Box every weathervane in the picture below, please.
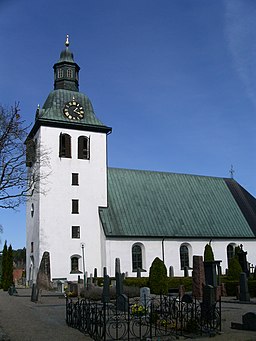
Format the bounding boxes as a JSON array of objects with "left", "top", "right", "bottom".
[
  {"left": 65, "top": 34, "right": 69, "bottom": 47},
  {"left": 229, "top": 164, "right": 235, "bottom": 179}
]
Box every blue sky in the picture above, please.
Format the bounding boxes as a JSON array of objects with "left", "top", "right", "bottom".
[{"left": 1, "top": 0, "right": 256, "bottom": 249}]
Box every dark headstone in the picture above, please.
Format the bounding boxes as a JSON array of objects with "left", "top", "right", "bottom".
[
  {"left": 169, "top": 266, "right": 174, "bottom": 277},
  {"left": 137, "top": 268, "right": 141, "bottom": 278},
  {"left": 184, "top": 266, "right": 189, "bottom": 277},
  {"left": 103, "top": 267, "right": 107, "bottom": 277},
  {"left": 31, "top": 283, "right": 39, "bottom": 302},
  {"left": 242, "top": 312, "right": 256, "bottom": 331},
  {"left": 36, "top": 251, "right": 51, "bottom": 290},
  {"left": 116, "top": 272, "right": 123, "bottom": 296},
  {"left": 192, "top": 256, "right": 205, "bottom": 299},
  {"left": 237, "top": 244, "right": 249, "bottom": 277},
  {"left": 239, "top": 272, "right": 250, "bottom": 302},
  {"left": 101, "top": 275, "right": 110, "bottom": 303},
  {"left": 117, "top": 293, "right": 128, "bottom": 312},
  {"left": 201, "top": 285, "right": 216, "bottom": 321}
]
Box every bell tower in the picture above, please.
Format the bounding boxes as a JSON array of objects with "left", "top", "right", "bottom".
[{"left": 26, "top": 37, "right": 112, "bottom": 284}]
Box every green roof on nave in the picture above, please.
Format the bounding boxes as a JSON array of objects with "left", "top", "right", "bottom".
[{"left": 99, "top": 168, "right": 256, "bottom": 239}]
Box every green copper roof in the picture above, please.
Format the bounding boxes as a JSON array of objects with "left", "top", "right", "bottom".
[
  {"left": 99, "top": 168, "right": 256, "bottom": 238},
  {"left": 37, "top": 89, "right": 107, "bottom": 128}
]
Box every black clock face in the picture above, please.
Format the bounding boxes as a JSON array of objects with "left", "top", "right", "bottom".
[{"left": 63, "top": 101, "right": 84, "bottom": 120}]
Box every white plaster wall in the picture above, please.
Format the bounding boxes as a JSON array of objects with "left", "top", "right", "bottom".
[
  {"left": 27, "top": 125, "right": 108, "bottom": 281},
  {"left": 105, "top": 238, "right": 256, "bottom": 277}
]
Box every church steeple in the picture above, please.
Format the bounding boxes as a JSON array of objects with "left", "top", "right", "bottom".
[{"left": 53, "top": 35, "right": 80, "bottom": 92}]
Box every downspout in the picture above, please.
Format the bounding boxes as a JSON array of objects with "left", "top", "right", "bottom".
[{"left": 162, "top": 237, "right": 165, "bottom": 264}]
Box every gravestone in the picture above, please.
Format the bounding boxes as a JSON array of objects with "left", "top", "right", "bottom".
[
  {"left": 69, "top": 282, "right": 78, "bottom": 296},
  {"left": 117, "top": 294, "right": 129, "bottom": 312},
  {"left": 237, "top": 245, "right": 249, "bottom": 277},
  {"left": 184, "top": 266, "right": 189, "bottom": 277},
  {"left": 242, "top": 312, "right": 256, "bottom": 331},
  {"left": 31, "top": 283, "right": 39, "bottom": 302},
  {"left": 101, "top": 275, "right": 110, "bottom": 303},
  {"left": 192, "top": 256, "right": 205, "bottom": 299},
  {"left": 201, "top": 285, "right": 216, "bottom": 322},
  {"left": 239, "top": 272, "right": 250, "bottom": 302},
  {"left": 140, "top": 287, "right": 151, "bottom": 311},
  {"left": 169, "top": 266, "right": 174, "bottom": 278},
  {"left": 204, "top": 260, "right": 221, "bottom": 287},
  {"left": 36, "top": 251, "right": 51, "bottom": 290},
  {"left": 137, "top": 268, "right": 141, "bottom": 278},
  {"left": 231, "top": 312, "right": 256, "bottom": 331},
  {"left": 115, "top": 258, "right": 121, "bottom": 275},
  {"left": 93, "top": 268, "right": 98, "bottom": 284},
  {"left": 103, "top": 267, "right": 107, "bottom": 277}
]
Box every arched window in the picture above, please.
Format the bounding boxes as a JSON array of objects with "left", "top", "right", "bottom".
[
  {"left": 132, "top": 244, "right": 143, "bottom": 272},
  {"left": 59, "top": 133, "right": 71, "bottom": 158},
  {"left": 78, "top": 136, "right": 90, "bottom": 160},
  {"left": 227, "top": 244, "right": 236, "bottom": 266},
  {"left": 57, "top": 69, "right": 63, "bottom": 78},
  {"left": 70, "top": 255, "right": 82, "bottom": 273},
  {"left": 67, "top": 68, "right": 73, "bottom": 78},
  {"left": 180, "top": 244, "right": 189, "bottom": 270}
]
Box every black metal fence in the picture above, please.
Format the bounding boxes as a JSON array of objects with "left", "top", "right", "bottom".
[{"left": 66, "top": 294, "right": 221, "bottom": 340}]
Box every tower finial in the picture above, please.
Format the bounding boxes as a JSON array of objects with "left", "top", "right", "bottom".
[{"left": 65, "top": 34, "right": 69, "bottom": 47}]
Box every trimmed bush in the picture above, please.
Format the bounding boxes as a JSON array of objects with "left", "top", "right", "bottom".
[
  {"left": 228, "top": 257, "right": 242, "bottom": 280},
  {"left": 123, "top": 277, "right": 148, "bottom": 288},
  {"left": 204, "top": 243, "right": 214, "bottom": 262},
  {"left": 149, "top": 257, "right": 168, "bottom": 294}
]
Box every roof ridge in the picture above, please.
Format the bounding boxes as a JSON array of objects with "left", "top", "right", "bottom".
[{"left": 108, "top": 167, "right": 226, "bottom": 180}]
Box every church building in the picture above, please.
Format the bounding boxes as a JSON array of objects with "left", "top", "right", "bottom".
[{"left": 26, "top": 38, "right": 256, "bottom": 284}]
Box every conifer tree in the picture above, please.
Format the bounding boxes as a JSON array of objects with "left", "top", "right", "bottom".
[
  {"left": 1, "top": 242, "right": 13, "bottom": 290},
  {"left": 2, "top": 241, "right": 8, "bottom": 290},
  {"left": 7, "top": 244, "right": 13, "bottom": 288},
  {"left": 204, "top": 243, "right": 214, "bottom": 262},
  {"left": 149, "top": 257, "right": 168, "bottom": 294}
]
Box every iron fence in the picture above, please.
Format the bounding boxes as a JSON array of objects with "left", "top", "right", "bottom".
[{"left": 66, "top": 293, "right": 221, "bottom": 340}]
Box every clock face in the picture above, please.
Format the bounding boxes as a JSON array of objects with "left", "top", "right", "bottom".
[{"left": 63, "top": 101, "right": 84, "bottom": 120}]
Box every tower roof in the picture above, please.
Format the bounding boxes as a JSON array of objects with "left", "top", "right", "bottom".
[{"left": 28, "top": 37, "right": 112, "bottom": 137}]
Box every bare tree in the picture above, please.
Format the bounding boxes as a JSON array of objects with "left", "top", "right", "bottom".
[{"left": 0, "top": 103, "right": 50, "bottom": 209}]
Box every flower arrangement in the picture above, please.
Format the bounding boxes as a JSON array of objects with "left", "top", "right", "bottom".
[{"left": 131, "top": 303, "right": 147, "bottom": 317}]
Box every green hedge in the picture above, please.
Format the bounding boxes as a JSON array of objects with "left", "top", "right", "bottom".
[
  {"left": 123, "top": 277, "right": 193, "bottom": 292},
  {"left": 221, "top": 277, "right": 256, "bottom": 297}
]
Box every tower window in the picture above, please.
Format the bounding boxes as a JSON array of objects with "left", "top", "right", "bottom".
[
  {"left": 57, "top": 69, "right": 63, "bottom": 78},
  {"left": 72, "top": 173, "right": 79, "bottom": 186},
  {"left": 67, "top": 69, "right": 73, "bottom": 78},
  {"left": 78, "top": 136, "right": 90, "bottom": 160},
  {"left": 70, "top": 255, "right": 82, "bottom": 273},
  {"left": 72, "top": 199, "right": 79, "bottom": 214},
  {"left": 132, "top": 244, "right": 143, "bottom": 272},
  {"left": 59, "top": 133, "right": 71, "bottom": 158},
  {"left": 72, "top": 226, "right": 80, "bottom": 239}
]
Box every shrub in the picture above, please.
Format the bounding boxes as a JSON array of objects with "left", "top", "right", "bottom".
[
  {"left": 204, "top": 243, "right": 214, "bottom": 262},
  {"left": 123, "top": 277, "right": 148, "bottom": 288},
  {"left": 149, "top": 257, "right": 168, "bottom": 294},
  {"left": 228, "top": 257, "right": 242, "bottom": 280}
]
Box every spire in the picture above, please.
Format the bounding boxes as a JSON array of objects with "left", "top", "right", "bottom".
[
  {"left": 65, "top": 34, "right": 69, "bottom": 47},
  {"left": 53, "top": 35, "right": 80, "bottom": 91}
]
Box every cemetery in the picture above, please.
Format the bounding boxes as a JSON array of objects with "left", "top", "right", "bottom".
[{"left": 62, "top": 244, "right": 256, "bottom": 340}]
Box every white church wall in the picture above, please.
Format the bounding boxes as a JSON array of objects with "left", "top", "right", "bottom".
[
  {"left": 27, "top": 125, "right": 108, "bottom": 281},
  {"left": 105, "top": 238, "right": 256, "bottom": 277}
]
